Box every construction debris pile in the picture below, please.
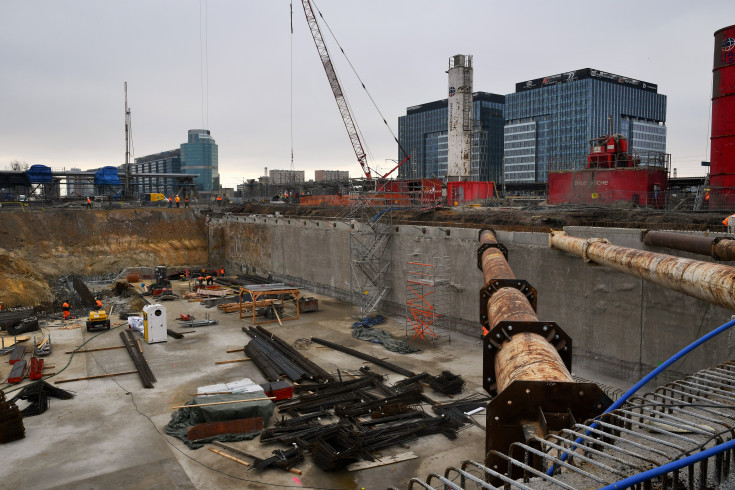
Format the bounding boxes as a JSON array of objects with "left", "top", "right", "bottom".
[{"left": 231, "top": 326, "right": 481, "bottom": 473}]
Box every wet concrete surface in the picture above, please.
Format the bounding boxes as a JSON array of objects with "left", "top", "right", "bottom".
[{"left": 0, "top": 280, "right": 626, "bottom": 489}]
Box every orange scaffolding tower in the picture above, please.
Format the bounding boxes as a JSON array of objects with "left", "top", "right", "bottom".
[{"left": 405, "top": 256, "right": 451, "bottom": 341}]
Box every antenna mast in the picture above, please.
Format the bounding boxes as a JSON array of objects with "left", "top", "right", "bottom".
[{"left": 124, "top": 82, "right": 131, "bottom": 198}]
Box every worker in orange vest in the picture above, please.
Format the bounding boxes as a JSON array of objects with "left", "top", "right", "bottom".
[
  {"left": 206, "top": 275, "right": 213, "bottom": 286},
  {"left": 197, "top": 276, "right": 204, "bottom": 288},
  {"left": 168, "top": 196, "right": 173, "bottom": 208},
  {"left": 723, "top": 214, "right": 735, "bottom": 226},
  {"left": 86, "top": 196, "right": 92, "bottom": 209},
  {"left": 216, "top": 195, "right": 222, "bottom": 206},
  {"left": 62, "top": 300, "right": 71, "bottom": 320},
  {"left": 95, "top": 298, "right": 103, "bottom": 309},
  {"left": 220, "top": 265, "right": 225, "bottom": 277},
  {"left": 175, "top": 195, "right": 180, "bottom": 208}
]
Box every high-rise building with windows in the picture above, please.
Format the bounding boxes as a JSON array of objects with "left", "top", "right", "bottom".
[
  {"left": 504, "top": 68, "right": 667, "bottom": 184},
  {"left": 397, "top": 92, "right": 505, "bottom": 181},
  {"left": 131, "top": 149, "right": 182, "bottom": 195},
  {"left": 180, "top": 129, "right": 218, "bottom": 192}
]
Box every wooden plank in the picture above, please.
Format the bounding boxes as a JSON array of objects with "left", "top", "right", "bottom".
[
  {"left": 346, "top": 452, "right": 418, "bottom": 471},
  {"left": 272, "top": 305, "right": 283, "bottom": 327},
  {"left": 171, "top": 397, "right": 276, "bottom": 409},
  {"left": 188, "top": 417, "right": 264, "bottom": 440},
  {"left": 65, "top": 345, "right": 126, "bottom": 354},
  {"left": 0, "top": 335, "right": 30, "bottom": 349},
  {"left": 55, "top": 370, "right": 139, "bottom": 384},
  {"left": 208, "top": 448, "right": 250, "bottom": 467},
  {"left": 226, "top": 348, "right": 245, "bottom": 353},
  {"left": 210, "top": 442, "right": 302, "bottom": 475},
  {"left": 215, "top": 358, "right": 252, "bottom": 365}
]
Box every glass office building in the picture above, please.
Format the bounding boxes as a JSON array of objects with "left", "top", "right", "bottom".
[
  {"left": 504, "top": 68, "right": 667, "bottom": 183},
  {"left": 398, "top": 92, "right": 505, "bottom": 181},
  {"left": 131, "top": 149, "right": 182, "bottom": 195},
  {"left": 181, "top": 129, "right": 219, "bottom": 192}
]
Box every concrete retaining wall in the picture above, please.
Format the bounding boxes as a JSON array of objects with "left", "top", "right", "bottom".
[{"left": 216, "top": 215, "right": 735, "bottom": 383}]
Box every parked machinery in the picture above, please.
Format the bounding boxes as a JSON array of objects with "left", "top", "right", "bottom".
[{"left": 477, "top": 229, "right": 611, "bottom": 482}]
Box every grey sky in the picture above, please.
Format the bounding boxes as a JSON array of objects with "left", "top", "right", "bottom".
[{"left": 1, "top": 1, "right": 733, "bottom": 188}]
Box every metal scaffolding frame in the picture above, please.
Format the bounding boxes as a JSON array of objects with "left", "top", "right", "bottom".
[
  {"left": 404, "top": 255, "right": 451, "bottom": 341},
  {"left": 348, "top": 188, "right": 393, "bottom": 318}
]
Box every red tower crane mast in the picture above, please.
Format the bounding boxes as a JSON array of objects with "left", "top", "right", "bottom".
[{"left": 301, "top": 0, "right": 372, "bottom": 180}]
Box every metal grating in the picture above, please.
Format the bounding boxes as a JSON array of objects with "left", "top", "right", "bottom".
[{"left": 398, "top": 359, "right": 735, "bottom": 489}]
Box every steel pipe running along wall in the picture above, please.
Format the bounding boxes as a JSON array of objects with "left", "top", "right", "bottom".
[
  {"left": 642, "top": 229, "right": 735, "bottom": 262},
  {"left": 479, "top": 229, "right": 572, "bottom": 391},
  {"left": 550, "top": 230, "right": 735, "bottom": 311}
]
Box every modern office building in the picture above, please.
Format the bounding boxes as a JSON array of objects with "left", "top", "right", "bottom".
[
  {"left": 397, "top": 92, "right": 505, "bottom": 182},
  {"left": 269, "top": 169, "right": 305, "bottom": 185},
  {"left": 315, "top": 170, "right": 349, "bottom": 182},
  {"left": 180, "top": 129, "right": 219, "bottom": 192},
  {"left": 504, "top": 68, "right": 667, "bottom": 184},
  {"left": 131, "top": 149, "right": 182, "bottom": 195}
]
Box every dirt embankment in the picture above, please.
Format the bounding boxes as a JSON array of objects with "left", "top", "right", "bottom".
[
  {"left": 0, "top": 208, "right": 208, "bottom": 306},
  {"left": 227, "top": 201, "right": 728, "bottom": 231}
]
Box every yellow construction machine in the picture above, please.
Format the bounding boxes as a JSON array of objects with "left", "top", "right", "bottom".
[{"left": 86, "top": 309, "right": 110, "bottom": 332}]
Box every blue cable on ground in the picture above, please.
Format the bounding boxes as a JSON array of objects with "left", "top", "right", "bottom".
[{"left": 548, "top": 316, "right": 735, "bottom": 478}]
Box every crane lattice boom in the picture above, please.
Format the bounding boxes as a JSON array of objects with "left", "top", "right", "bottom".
[{"left": 301, "top": 0, "right": 371, "bottom": 180}]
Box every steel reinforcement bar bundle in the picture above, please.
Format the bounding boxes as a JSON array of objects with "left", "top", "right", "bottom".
[
  {"left": 243, "top": 326, "right": 332, "bottom": 383},
  {"left": 119, "top": 330, "right": 156, "bottom": 388}
]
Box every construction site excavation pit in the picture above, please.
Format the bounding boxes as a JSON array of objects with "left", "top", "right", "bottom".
[{"left": 2, "top": 207, "right": 735, "bottom": 489}]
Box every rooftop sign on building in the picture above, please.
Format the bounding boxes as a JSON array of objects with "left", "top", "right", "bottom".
[{"left": 515, "top": 68, "right": 658, "bottom": 93}]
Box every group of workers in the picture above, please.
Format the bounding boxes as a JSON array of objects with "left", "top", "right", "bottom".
[
  {"left": 164, "top": 195, "right": 189, "bottom": 208},
  {"left": 61, "top": 298, "right": 102, "bottom": 320},
  {"left": 196, "top": 266, "right": 226, "bottom": 289}
]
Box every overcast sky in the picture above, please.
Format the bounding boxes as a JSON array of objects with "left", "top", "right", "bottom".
[{"left": 2, "top": 1, "right": 733, "bottom": 187}]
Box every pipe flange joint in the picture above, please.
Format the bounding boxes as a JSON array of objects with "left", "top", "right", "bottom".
[
  {"left": 711, "top": 236, "right": 735, "bottom": 261},
  {"left": 582, "top": 238, "right": 609, "bottom": 263},
  {"left": 477, "top": 242, "right": 508, "bottom": 270},
  {"left": 479, "top": 279, "right": 537, "bottom": 327},
  {"left": 482, "top": 320, "right": 573, "bottom": 395}
]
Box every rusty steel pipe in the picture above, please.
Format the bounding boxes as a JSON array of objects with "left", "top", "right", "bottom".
[
  {"left": 643, "top": 230, "right": 735, "bottom": 261},
  {"left": 494, "top": 332, "right": 574, "bottom": 392},
  {"left": 550, "top": 230, "right": 735, "bottom": 311},
  {"left": 479, "top": 230, "right": 573, "bottom": 391}
]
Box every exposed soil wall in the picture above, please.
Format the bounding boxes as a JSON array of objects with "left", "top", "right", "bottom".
[{"left": 0, "top": 208, "right": 208, "bottom": 306}]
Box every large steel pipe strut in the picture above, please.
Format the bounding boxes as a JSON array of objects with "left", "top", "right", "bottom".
[
  {"left": 477, "top": 230, "right": 611, "bottom": 483},
  {"left": 642, "top": 229, "right": 735, "bottom": 262},
  {"left": 550, "top": 230, "right": 735, "bottom": 311},
  {"left": 478, "top": 229, "right": 572, "bottom": 392}
]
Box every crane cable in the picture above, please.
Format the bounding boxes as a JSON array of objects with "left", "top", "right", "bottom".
[
  {"left": 290, "top": 1, "right": 294, "bottom": 170},
  {"left": 311, "top": 0, "right": 409, "bottom": 159}
]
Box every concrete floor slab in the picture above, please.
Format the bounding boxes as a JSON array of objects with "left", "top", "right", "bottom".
[{"left": 0, "top": 281, "right": 624, "bottom": 489}]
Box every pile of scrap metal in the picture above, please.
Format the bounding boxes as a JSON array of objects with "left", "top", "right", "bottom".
[
  {"left": 9, "top": 380, "right": 74, "bottom": 417},
  {"left": 0, "top": 306, "right": 34, "bottom": 331},
  {"left": 242, "top": 326, "right": 333, "bottom": 383},
  {"left": 261, "top": 371, "right": 471, "bottom": 472},
  {"left": 0, "top": 390, "right": 24, "bottom": 443},
  {"left": 6, "top": 316, "right": 39, "bottom": 336}
]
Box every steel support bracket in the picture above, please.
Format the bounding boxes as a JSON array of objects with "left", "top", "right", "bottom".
[
  {"left": 477, "top": 242, "right": 508, "bottom": 270},
  {"left": 479, "top": 279, "right": 536, "bottom": 327},
  {"left": 483, "top": 380, "right": 612, "bottom": 487},
  {"left": 482, "top": 320, "right": 572, "bottom": 395}
]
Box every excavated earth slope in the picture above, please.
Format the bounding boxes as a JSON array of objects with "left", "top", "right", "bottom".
[{"left": 0, "top": 208, "right": 207, "bottom": 306}]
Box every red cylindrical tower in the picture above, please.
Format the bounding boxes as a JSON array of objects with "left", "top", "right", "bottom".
[{"left": 710, "top": 24, "right": 735, "bottom": 210}]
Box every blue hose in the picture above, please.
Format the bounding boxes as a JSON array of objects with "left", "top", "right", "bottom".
[{"left": 547, "top": 316, "right": 735, "bottom": 477}]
